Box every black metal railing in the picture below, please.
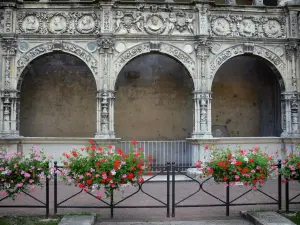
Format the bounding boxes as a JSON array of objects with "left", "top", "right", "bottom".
[
  {"left": 285, "top": 179, "right": 300, "bottom": 212},
  {"left": 0, "top": 165, "right": 50, "bottom": 218},
  {"left": 171, "top": 161, "right": 282, "bottom": 217},
  {"left": 54, "top": 161, "right": 171, "bottom": 218}
]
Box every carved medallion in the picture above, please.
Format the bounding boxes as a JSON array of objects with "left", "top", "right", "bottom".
[
  {"left": 21, "top": 15, "right": 39, "bottom": 33},
  {"left": 144, "top": 14, "right": 166, "bottom": 35},
  {"left": 212, "top": 18, "right": 231, "bottom": 36},
  {"left": 18, "top": 41, "right": 29, "bottom": 53},
  {"left": 87, "top": 41, "right": 98, "bottom": 53},
  {"left": 49, "top": 15, "right": 67, "bottom": 34},
  {"left": 238, "top": 19, "right": 255, "bottom": 37},
  {"left": 167, "top": 12, "right": 194, "bottom": 34},
  {"left": 263, "top": 20, "right": 282, "bottom": 38},
  {"left": 77, "top": 15, "right": 96, "bottom": 34}
]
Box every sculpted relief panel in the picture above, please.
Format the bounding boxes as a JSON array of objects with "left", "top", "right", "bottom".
[
  {"left": 209, "top": 15, "right": 286, "bottom": 38},
  {"left": 17, "top": 12, "right": 100, "bottom": 35},
  {"left": 113, "top": 10, "right": 195, "bottom": 35}
]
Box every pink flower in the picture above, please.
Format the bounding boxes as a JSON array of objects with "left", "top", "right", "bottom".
[
  {"left": 16, "top": 183, "right": 23, "bottom": 187},
  {"left": 90, "top": 168, "right": 95, "bottom": 173},
  {"left": 33, "top": 146, "right": 39, "bottom": 151},
  {"left": 29, "top": 179, "right": 34, "bottom": 184},
  {"left": 251, "top": 170, "right": 255, "bottom": 173},
  {"left": 234, "top": 175, "right": 240, "bottom": 180},
  {"left": 231, "top": 158, "right": 237, "bottom": 165},
  {"left": 95, "top": 174, "right": 100, "bottom": 178},
  {"left": 78, "top": 175, "right": 84, "bottom": 179},
  {"left": 253, "top": 146, "right": 259, "bottom": 151},
  {"left": 85, "top": 172, "right": 91, "bottom": 177},
  {"left": 24, "top": 172, "right": 31, "bottom": 178},
  {"left": 122, "top": 174, "right": 127, "bottom": 179},
  {"left": 47, "top": 175, "right": 51, "bottom": 179},
  {"left": 251, "top": 186, "right": 257, "bottom": 190},
  {"left": 256, "top": 166, "right": 261, "bottom": 170}
]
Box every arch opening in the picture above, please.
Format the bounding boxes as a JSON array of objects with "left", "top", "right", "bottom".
[
  {"left": 114, "top": 53, "right": 194, "bottom": 140},
  {"left": 19, "top": 52, "right": 97, "bottom": 137},
  {"left": 211, "top": 54, "right": 282, "bottom": 137}
]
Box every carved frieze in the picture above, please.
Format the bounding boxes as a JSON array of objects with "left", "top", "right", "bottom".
[
  {"left": 209, "top": 15, "right": 286, "bottom": 38},
  {"left": 17, "top": 11, "right": 100, "bottom": 35},
  {"left": 16, "top": 42, "right": 98, "bottom": 79},
  {"left": 113, "top": 10, "right": 194, "bottom": 35}
]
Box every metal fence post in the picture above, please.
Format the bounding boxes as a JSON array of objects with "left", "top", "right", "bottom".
[
  {"left": 110, "top": 189, "right": 114, "bottom": 218},
  {"left": 54, "top": 161, "right": 58, "bottom": 215},
  {"left": 278, "top": 160, "right": 282, "bottom": 210},
  {"left": 286, "top": 180, "right": 289, "bottom": 213},
  {"left": 171, "top": 162, "right": 175, "bottom": 217},
  {"left": 226, "top": 181, "right": 230, "bottom": 216},
  {"left": 46, "top": 162, "right": 50, "bottom": 218},
  {"left": 166, "top": 162, "right": 170, "bottom": 217}
]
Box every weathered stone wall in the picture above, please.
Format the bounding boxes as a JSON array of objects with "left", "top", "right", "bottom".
[
  {"left": 114, "top": 53, "right": 194, "bottom": 140},
  {"left": 212, "top": 56, "right": 281, "bottom": 137},
  {"left": 19, "top": 53, "right": 97, "bottom": 137}
]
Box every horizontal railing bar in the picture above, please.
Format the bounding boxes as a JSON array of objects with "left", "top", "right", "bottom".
[
  {"left": 175, "top": 204, "right": 226, "bottom": 207},
  {"left": 289, "top": 202, "right": 300, "bottom": 204},
  {"left": 56, "top": 205, "right": 167, "bottom": 208},
  {"left": 0, "top": 205, "right": 46, "bottom": 208}
]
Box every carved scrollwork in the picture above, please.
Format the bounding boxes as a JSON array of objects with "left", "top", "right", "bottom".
[
  {"left": 16, "top": 42, "right": 98, "bottom": 85},
  {"left": 2, "top": 39, "right": 17, "bottom": 55}
]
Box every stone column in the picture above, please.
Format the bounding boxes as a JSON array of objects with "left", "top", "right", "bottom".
[
  {"left": 0, "top": 39, "right": 19, "bottom": 138},
  {"left": 95, "top": 38, "right": 116, "bottom": 139},
  {"left": 191, "top": 38, "right": 213, "bottom": 139},
  {"left": 281, "top": 92, "right": 300, "bottom": 137}
]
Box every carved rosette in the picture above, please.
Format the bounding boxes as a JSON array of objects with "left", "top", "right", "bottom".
[
  {"left": 17, "top": 11, "right": 101, "bottom": 35},
  {"left": 209, "top": 15, "right": 286, "bottom": 38}
]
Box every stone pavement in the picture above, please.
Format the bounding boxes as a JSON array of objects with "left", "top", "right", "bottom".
[{"left": 96, "top": 220, "right": 252, "bottom": 225}]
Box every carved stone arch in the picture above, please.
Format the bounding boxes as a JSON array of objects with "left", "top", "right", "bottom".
[
  {"left": 208, "top": 44, "right": 286, "bottom": 91},
  {"left": 15, "top": 41, "right": 99, "bottom": 90},
  {"left": 112, "top": 42, "right": 196, "bottom": 89}
]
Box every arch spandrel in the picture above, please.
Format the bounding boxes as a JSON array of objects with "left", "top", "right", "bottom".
[
  {"left": 112, "top": 42, "right": 196, "bottom": 90},
  {"left": 208, "top": 44, "right": 287, "bottom": 91},
  {"left": 15, "top": 41, "right": 99, "bottom": 90}
]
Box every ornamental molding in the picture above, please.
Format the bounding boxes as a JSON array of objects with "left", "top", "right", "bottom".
[
  {"left": 209, "top": 44, "right": 286, "bottom": 89},
  {"left": 209, "top": 14, "right": 286, "bottom": 38},
  {"left": 17, "top": 11, "right": 101, "bottom": 35},
  {"left": 113, "top": 42, "right": 195, "bottom": 85},
  {"left": 16, "top": 41, "right": 98, "bottom": 89}
]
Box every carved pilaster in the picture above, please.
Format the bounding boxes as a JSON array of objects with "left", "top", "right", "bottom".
[
  {"left": 3, "top": 7, "right": 14, "bottom": 34},
  {"left": 289, "top": 11, "right": 298, "bottom": 38},
  {"left": 95, "top": 37, "right": 116, "bottom": 139},
  {"left": 285, "top": 40, "right": 298, "bottom": 91},
  {"left": 191, "top": 91, "right": 212, "bottom": 139},
  {"left": 281, "top": 92, "right": 300, "bottom": 137},
  {"left": 0, "top": 90, "right": 19, "bottom": 137},
  {"left": 101, "top": 5, "right": 113, "bottom": 33},
  {"left": 195, "top": 4, "right": 210, "bottom": 36}
]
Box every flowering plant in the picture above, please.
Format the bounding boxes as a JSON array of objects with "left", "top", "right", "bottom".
[
  {"left": 281, "top": 150, "right": 300, "bottom": 182},
  {"left": 196, "top": 146, "right": 276, "bottom": 188},
  {"left": 60, "top": 140, "right": 152, "bottom": 199},
  {"left": 0, "top": 146, "right": 52, "bottom": 200}
]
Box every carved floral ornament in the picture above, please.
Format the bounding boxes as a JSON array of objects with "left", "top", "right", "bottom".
[
  {"left": 113, "top": 42, "right": 195, "bottom": 83},
  {"left": 17, "top": 11, "right": 100, "bottom": 35},
  {"left": 209, "top": 44, "right": 286, "bottom": 89},
  {"left": 113, "top": 10, "right": 194, "bottom": 35},
  {"left": 209, "top": 15, "right": 286, "bottom": 38},
  {"left": 16, "top": 41, "right": 98, "bottom": 85}
]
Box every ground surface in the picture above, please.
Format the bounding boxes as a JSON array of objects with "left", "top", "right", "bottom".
[{"left": 0, "top": 178, "right": 299, "bottom": 221}]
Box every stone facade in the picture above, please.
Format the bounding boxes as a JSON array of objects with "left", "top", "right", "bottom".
[{"left": 1, "top": 0, "right": 300, "bottom": 144}]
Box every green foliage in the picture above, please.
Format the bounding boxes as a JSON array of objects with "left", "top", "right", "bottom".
[{"left": 280, "top": 148, "right": 300, "bottom": 182}]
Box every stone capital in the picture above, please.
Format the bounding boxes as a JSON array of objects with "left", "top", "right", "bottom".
[
  {"left": 195, "top": 37, "right": 212, "bottom": 59},
  {"left": 98, "top": 37, "right": 115, "bottom": 54},
  {"left": 1, "top": 38, "right": 17, "bottom": 55}
]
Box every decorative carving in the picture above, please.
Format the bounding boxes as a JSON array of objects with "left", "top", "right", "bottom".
[
  {"left": 4, "top": 9, "right": 13, "bottom": 33},
  {"left": 167, "top": 12, "right": 194, "bottom": 34},
  {"left": 209, "top": 15, "right": 286, "bottom": 38},
  {"left": 0, "top": 11, "right": 4, "bottom": 33},
  {"left": 144, "top": 13, "right": 166, "bottom": 35},
  {"left": 103, "top": 8, "right": 110, "bottom": 32},
  {"left": 196, "top": 38, "right": 212, "bottom": 59},
  {"left": 18, "top": 40, "right": 29, "bottom": 53},
  {"left": 98, "top": 38, "right": 115, "bottom": 53},
  {"left": 87, "top": 42, "right": 98, "bottom": 53},
  {"left": 263, "top": 20, "right": 282, "bottom": 38},
  {"left": 17, "top": 11, "right": 100, "bottom": 35},
  {"left": 150, "top": 41, "right": 160, "bottom": 51},
  {"left": 76, "top": 15, "right": 96, "bottom": 34},
  {"left": 16, "top": 42, "right": 98, "bottom": 82},
  {"left": 21, "top": 15, "right": 39, "bottom": 33},
  {"left": 4, "top": 58, "right": 11, "bottom": 89},
  {"left": 238, "top": 19, "right": 256, "bottom": 37},
  {"left": 285, "top": 40, "right": 298, "bottom": 61},
  {"left": 49, "top": 14, "right": 67, "bottom": 34},
  {"left": 114, "top": 11, "right": 144, "bottom": 33},
  {"left": 210, "top": 45, "right": 285, "bottom": 81},
  {"left": 115, "top": 42, "right": 126, "bottom": 53},
  {"left": 1, "top": 39, "right": 17, "bottom": 55},
  {"left": 290, "top": 11, "right": 297, "bottom": 38}
]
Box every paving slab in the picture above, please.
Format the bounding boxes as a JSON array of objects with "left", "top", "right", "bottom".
[
  {"left": 244, "top": 211, "right": 296, "bottom": 225},
  {"left": 58, "top": 215, "right": 96, "bottom": 225},
  {"left": 97, "top": 220, "right": 252, "bottom": 225}
]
